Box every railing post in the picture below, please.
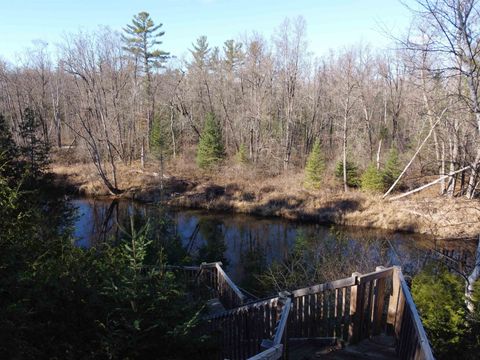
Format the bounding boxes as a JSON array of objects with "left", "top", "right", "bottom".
[
  {"left": 373, "top": 266, "right": 387, "bottom": 335},
  {"left": 277, "top": 291, "right": 290, "bottom": 360},
  {"left": 387, "top": 266, "right": 403, "bottom": 336},
  {"left": 348, "top": 272, "right": 362, "bottom": 344}
]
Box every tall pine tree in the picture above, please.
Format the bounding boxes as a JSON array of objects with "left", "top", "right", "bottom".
[
  {"left": 123, "top": 12, "right": 169, "bottom": 151},
  {"left": 196, "top": 113, "right": 225, "bottom": 169}
]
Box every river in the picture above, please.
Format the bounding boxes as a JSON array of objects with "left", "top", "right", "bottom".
[{"left": 71, "top": 198, "right": 476, "bottom": 296}]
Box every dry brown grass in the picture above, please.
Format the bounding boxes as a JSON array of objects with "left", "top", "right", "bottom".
[{"left": 49, "top": 157, "right": 480, "bottom": 239}]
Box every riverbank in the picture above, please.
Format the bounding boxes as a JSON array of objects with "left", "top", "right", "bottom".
[{"left": 51, "top": 161, "right": 480, "bottom": 239}]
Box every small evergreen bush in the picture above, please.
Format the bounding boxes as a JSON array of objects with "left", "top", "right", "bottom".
[
  {"left": 361, "top": 164, "right": 385, "bottom": 192},
  {"left": 412, "top": 264, "right": 467, "bottom": 359},
  {"left": 335, "top": 160, "right": 360, "bottom": 187},
  {"left": 304, "top": 139, "right": 325, "bottom": 190},
  {"left": 196, "top": 113, "right": 225, "bottom": 169}
]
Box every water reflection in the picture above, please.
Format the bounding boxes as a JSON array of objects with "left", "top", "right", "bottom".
[{"left": 72, "top": 198, "right": 477, "bottom": 294}]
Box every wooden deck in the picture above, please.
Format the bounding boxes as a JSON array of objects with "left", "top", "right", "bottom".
[{"left": 289, "top": 335, "right": 398, "bottom": 360}]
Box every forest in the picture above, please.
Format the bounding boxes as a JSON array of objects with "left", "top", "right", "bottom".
[
  {"left": 1, "top": 0, "right": 480, "bottom": 359},
  {"left": 0, "top": 2, "right": 479, "bottom": 199}
]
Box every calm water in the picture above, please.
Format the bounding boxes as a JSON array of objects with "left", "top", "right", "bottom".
[{"left": 71, "top": 198, "right": 476, "bottom": 293}]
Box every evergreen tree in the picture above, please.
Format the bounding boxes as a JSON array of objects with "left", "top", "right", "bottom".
[
  {"left": 122, "top": 12, "right": 169, "bottom": 76},
  {"left": 335, "top": 160, "right": 360, "bottom": 188},
  {"left": 361, "top": 163, "right": 385, "bottom": 193},
  {"left": 0, "top": 114, "right": 17, "bottom": 162},
  {"left": 412, "top": 264, "right": 466, "bottom": 359},
  {"left": 383, "top": 147, "right": 401, "bottom": 189},
  {"left": 149, "top": 113, "right": 171, "bottom": 159},
  {"left": 223, "top": 39, "right": 243, "bottom": 72},
  {"left": 236, "top": 143, "right": 249, "bottom": 165},
  {"left": 123, "top": 12, "right": 169, "bottom": 141},
  {"left": 0, "top": 114, "right": 18, "bottom": 179},
  {"left": 19, "top": 108, "right": 50, "bottom": 179},
  {"left": 190, "top": 36, "right": 210, "bottom": 70},
  {"left": 304, "top": 139, "right": 325, "bottom": 190},
  {"left": 196, "top": 113, "right": 225, "bottom": 169}
]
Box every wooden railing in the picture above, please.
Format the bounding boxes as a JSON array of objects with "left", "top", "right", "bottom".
[
  {"left": 202, "top": 265, "right": 434, "bottom": 360},
  {"left": 389, "top": 267, "right": 435, "bottom": 360},
  {"left": 205, "top": 294, "right": 291, "bottom": 360},
  {"left": 166, "top": 264, "right": 201, "bottom": 283},
  {"left": 167, "top": 262, "right": 247, "bottom": 309},
  {"left": 199, "top": 262, "right": 247, "bottom": 309},
  {"left": 249, "top": 294, "right": 292, "bottom": 360}
]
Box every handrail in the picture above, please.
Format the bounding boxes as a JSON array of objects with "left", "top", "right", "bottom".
[
  {"left": 273, "top": 297, "right": 291, "bottom": 345},
  {"left": 204, "top": 296, "right": 278, "bottom": 320},
  {"left": 247, "top": 296, "right": 292, "bottom": 360},
  {"left": 395, "top": 268, "right": 435, "bottom": 360},
  {"left": 247, "top": 344, "right": 283, "bottom": 360},
  {"left": 214, "top": 262, "right": 246, "bottom": 302},
  {"left": 170, "top": 262, "right": 435, "bottom": 360},
  {"left": 291, "top": 275, "right": 356, "bottom": 297}
]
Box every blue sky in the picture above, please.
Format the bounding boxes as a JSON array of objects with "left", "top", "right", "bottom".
[{"left": 1, "top": 0, "right": 413, "bottom": 62}]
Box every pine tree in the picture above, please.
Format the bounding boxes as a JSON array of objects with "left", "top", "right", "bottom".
[
  {"left": 196, "top": 113, "right": 225, "bottom": 169},
  {"left": 123, "top": 12, "right": 169, "bottom": 143},
  {"left": 19, "top": 108, "right": 50, "bottom": 179},
  {"left": 383, "top": 148, "right": 401, "bottom": 189},
  {"left": 0, "top": 114, "right": 17, "bottom": 162},
  {"left": 236, "top": 143, "right": 249, "bottom": 165},
  {"left": 122, "top": 12, "right": 169, "bottom": 76},
  {"left": 335, "top": 160, "right": 360, "bottom": 188},
  {"left": 361, "top": 163, "right": 385, "bottom": 192},
  {"left": 150, "top": 114, "right": 171, "bottom": 159},
  {"left": 190, "top": 36, "right": 210, "bottom": 70},
  {"left": 304, "top": 139, "right": 325, "bottom": 190}
]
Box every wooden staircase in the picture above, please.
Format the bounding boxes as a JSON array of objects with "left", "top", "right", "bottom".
[{"left": 171, "top": 263, "right": 435, "bottom": 360}]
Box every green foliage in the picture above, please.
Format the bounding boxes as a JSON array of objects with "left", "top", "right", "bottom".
[
  {"left": 304, "top": 139, "right": 325, "bottom": 190},
  {"left": 196, "top": 218, "right": 228, "bottom": 265},
  {"left": 412, "top": 264, "right": 467, "bottom": 359},
  {"left": 196, "top": 113, "right": 225, "bottom": 169},
  {"left": 19, "top": 108, "right": 50, "bottom": 180},
  {"left": 335, "top": 159, "right": 360, "bottom": 187},
  {"left": 383, "top": 147, "right": 401, "bottom": 189},
  {"left": 0, "top": 114, "right": 17, "bottom": 162},
  {"left": 190, "top": 36, "right": 210, "bottom": 69},
  {"left": 122, "top": 12, "right": 169, "bottom": 72},
  {"left": 223, "top": 39, "right": 243, "bottom": 72},
  {"left": 236, "top": 143, "right": 249, "bottom": 165},
  {"left": 0, "top": 161, "right": 214, "bottom": 358},
  {"left": 149, "top": 113, "right": 172, "bottom": 159},
  {"left": 361, "top": 163, "right": 385, "bottom": 192}
]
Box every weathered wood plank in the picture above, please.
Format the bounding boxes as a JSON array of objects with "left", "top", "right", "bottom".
[
  {"left": 247, "top": 344, "right": 283, "bottom": 360},
  {"left": 348, "top": 272, "right": 361, "bottom": 343},
  {"left": 358, "top": 267, "right": 394, "bottom": 284},
  {"left": 291, "top": 276, "right": 356, "bottom": 297},
  {"left": 373, "top": 266, "right": 387, "bottom": 335}
]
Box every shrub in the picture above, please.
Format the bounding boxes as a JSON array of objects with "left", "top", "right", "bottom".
[
  {"left": 361, "top": 163, "right": 385, "bottom": 192},
  {"left": 304, "top": 139, "right": 325, "bottom": 190},
  {"left": 412, "top": 264, "right": 467, "bottom": 359},
  {"left": 335, "top": 160, "right": 360, "bottom": 188},
  {"left": 196, "top": 113, "right": 225, "bottom": 169}
]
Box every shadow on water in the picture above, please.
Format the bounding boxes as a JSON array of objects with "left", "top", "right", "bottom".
[{"left": 72, "top": 198, "right": 478, "bottom": 295}]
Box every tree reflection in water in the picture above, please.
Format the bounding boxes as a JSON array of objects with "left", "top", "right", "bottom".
[{"left": 72, "top": 198, "right": 478, "bottom": 297}]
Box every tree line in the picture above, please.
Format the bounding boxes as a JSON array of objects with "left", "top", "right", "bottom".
[{"left": 0, "top": 1, "right": 479, "bottom": 198}]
